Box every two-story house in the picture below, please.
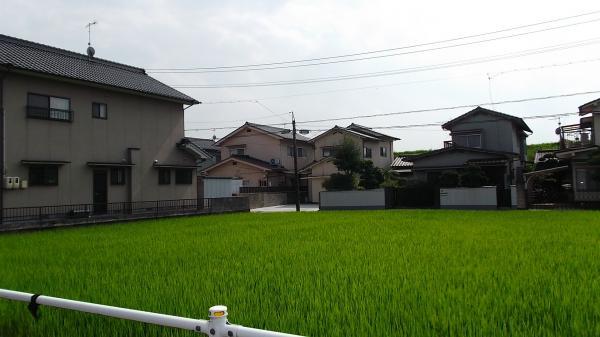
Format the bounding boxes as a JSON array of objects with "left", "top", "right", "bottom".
[
  {"left": 178, "top": 137, "right": 222, "bottom": 172},
  {"left": 302, "top": 124, "right": 397, "bottom": 203},
  {"left": 407, "top": 107, "right": 531, "bottom": 207},
  {"left": 203, "top": 122, "right": 314, "bottom": 187},
  {"left": 0, "top": 34, "right": 200, "bottom": 222},
  {"left": 555, "top": 98, "right": 600, "bottom": 203}
]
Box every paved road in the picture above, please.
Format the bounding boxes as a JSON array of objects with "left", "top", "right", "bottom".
[{"left": 251, "top": 204, "right": 320, "bottom": 213}]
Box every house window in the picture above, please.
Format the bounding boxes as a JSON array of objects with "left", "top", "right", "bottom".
[
  {"left": 259, "top": 179, "right": 268, "bottom": 187},
  {"left": 92, "top": 102, "right": 108, "bottom": 119},
  {"left": 575, "top": 168, "right": 600, "bottom": 191},
  {"left": 453, "top": 133, "right": 482, "bottom": 148},
  {"left": 158, "top": 168, "right": 171, "bottom": 185},
  {"left": 29, "top": 166, "right": 59, "bottom": 186},
  {"left": 364, "top": 147, "right": 372, "bottom": 158},
  {"left": 110, "top": 168, "right": 126, "bottom": 185},
  {"left": 322, "top": 147, "right": 336, "bottom": 157},
  {"left": 242, "top": 180, "right": 250, "bottom": 186},
  {"left": 175, "top": 169, "right": 193, "bottom": 184},
  {"left": 380, "top": 146, "right": 388, "bottom": 157},
  {"left": 287, "top": 146, "right": 305, "bottom": 157},
  {"left": 230, "top": 147, "right": 245, "bottom": 156},
  {"left": 27, "top": 93, "right": 72, "bottom": 121}
]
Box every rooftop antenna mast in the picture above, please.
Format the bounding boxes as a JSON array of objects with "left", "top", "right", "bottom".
[{"left": 85, "top": 21, "right": 97, "bottom": 58}]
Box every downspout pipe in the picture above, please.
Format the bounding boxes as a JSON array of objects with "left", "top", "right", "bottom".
[{"left": 0, "top": 65, "right": 9, "bottom": 225}]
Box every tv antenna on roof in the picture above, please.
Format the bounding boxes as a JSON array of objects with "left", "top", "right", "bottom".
[{"left": 85, "top": 21, "right": 97, "bottom": 58}]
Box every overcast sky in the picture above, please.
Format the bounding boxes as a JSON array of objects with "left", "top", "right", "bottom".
[{"left": 2, "top": 0, "right": 600, "bottom": 150}]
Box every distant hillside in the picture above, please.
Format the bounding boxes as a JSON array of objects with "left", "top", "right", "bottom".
[
  {"left": 526, "top": 142, "right": 559, "bottom": 162},
  {"left": 394, "top": 143, "right": 560, "bottom": 161},
  {"left": 394, "top": 149, "right": 432, "bottom": 157}
]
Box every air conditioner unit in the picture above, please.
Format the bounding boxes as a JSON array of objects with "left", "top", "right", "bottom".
[
  {"left": 270, "top": 158, "right": 281, "bottom": 167},
  {"left": 13, "top": 177, "right": 20, "bottom": 188},
  {"left": 3, "top": 177, "right": 14, "bottom": 189},
  {"left": 20, "top": 179, "right": 28, "bottom": 189}
]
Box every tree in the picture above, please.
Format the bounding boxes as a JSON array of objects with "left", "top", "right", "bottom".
[
  {"left": 459, "top": 165, "right": 488, "bottom": 187},
  {"left": 322, "top": 173, "right": 357, "bottom": 191},
  {"left": 439, "top": 170, "right": 459, "bottom": 188},
  {"left": 359, "top": 160, "right": 384, "bottom": 189},
  {"left": 332, "top": 138, "right": 362, "bottom": 175}
]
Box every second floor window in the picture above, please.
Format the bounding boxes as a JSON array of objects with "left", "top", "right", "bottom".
[
  {"left": 287, "top": 146, "right": 305, "bottom": 157},
  {"left": 453, "top": 133, "right": 482, "bottom": 148},
  {"left": 27, "top": 93, "right": 71, "bottom": 121},
  {"left": 230, "top": 147, "right": 245, "bottom": 156},
  {"left": 158, "top": 168, "right": 171, "bottom": 185},
  {"left": 380, "top": 146, "right": 388, "bottom": 157},
  {"left": 92, "top": 102, "right": 108, "bottom": 119},
  {"left": 29, "top": 165, "right": 59, "bottom": 186},
  {"left": 322, "top": 147, "right": 336, "bottom": 157},
  {"left": 364, "top": 147, "right": 372, "bottom": 158}
]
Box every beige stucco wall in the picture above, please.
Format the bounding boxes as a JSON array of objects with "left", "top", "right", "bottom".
[
  {"left": 218, "top": 127, "right": 313, "bottom": 170},
  {"left": 314, "top": 131, "right": 362, "bottom": 161},
  {"left": 308, "top": 177, "right": 326, "bottom": 203},
  {"left": 2, "top": 72, "right": 196, "bottom": 208},
  {"left": 206, "top": 160, "right": 266, "bottom": 187}
]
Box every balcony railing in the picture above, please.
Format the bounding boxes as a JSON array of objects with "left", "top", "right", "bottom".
[
  {"left": 558, "top": 124, "right": 594, "bottom": 149},
  {"left": 443, "top": 141, "right": 454, "bottom": 148},
  {"left": 27, "top": 106, "right": 73, "bottom": 122}
]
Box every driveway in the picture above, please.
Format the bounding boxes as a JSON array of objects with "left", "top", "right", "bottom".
[{"left": 251, "top": 204, "right": 320, "bottom": 213}]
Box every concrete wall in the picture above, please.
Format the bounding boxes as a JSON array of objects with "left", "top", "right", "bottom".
[
  {"left": 320, "top": 188, "right": 387, "bottom": 210},
  {"left": 2, "top": 72, "right": 196, "bottom": 208},
  {"left": 440, "top": 186, "right": 497, "bottom": 209},
  {"left": 241, "top": 192, "right": 287, "bottom": 209},
  {"left": 209, "top": 196, "right": 250, "bottom": 213}
]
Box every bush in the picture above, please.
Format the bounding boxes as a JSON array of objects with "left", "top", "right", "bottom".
[
  {"left": 323, "top": 173, "right": 357, "bottom": 191},
  {"left": 459, "top": 165, "right": 488, "bottom": 187},
  {"left": 439, "top": 170, "right": 459, "bottom": 188},
  {"left": 394, "top": 181, "right": 436, "bottom": 207},
  {"left": 359, "top": 161, "right": 384, "bottom": 189}
]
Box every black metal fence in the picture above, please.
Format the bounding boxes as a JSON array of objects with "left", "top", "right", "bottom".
[
  {"left": 1, "top": 198, "right": 233, "bottom": 230},
  {"left": 239, "top": 186, "right": 307, "bottom": 194}
]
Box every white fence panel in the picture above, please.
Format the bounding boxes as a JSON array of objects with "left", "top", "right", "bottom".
[
  {"left": 320, "top": 189, "right": 386, "bottom": 210},
  {"left": 204, "top": 178, "right": 234, "bottom": 198},
  {"left": 440, "top": 186, "right": 497, "bottom": 209}
]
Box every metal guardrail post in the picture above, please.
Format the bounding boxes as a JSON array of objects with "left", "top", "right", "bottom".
[{"left": 0, "top": 289, "right": 304, "bottom": 337}]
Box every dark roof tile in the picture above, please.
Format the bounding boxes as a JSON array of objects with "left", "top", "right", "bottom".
[{"left": 0, "top": 34, "right": 198, "bottom": 104}]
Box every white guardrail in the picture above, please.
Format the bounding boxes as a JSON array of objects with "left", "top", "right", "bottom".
[{"left": 0, "top": 289, "right": 304, "bottom": 337}]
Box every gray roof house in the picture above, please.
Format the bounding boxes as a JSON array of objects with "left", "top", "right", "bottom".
[
  {"left": 407, "top": 106, "right": 531, "bottom": 207},
  {"left": 0, "top": 34, "right": 202, "bottom": 228},
  {"left": 554, "top": 97, "right": 600, "bottom": 203}
]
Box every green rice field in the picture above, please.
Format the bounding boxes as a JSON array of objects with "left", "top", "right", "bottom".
[{"left": 0, "top": 210, "right": 599, "bottom": 337}]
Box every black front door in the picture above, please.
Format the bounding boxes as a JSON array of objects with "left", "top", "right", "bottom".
[{"left": 93, "top": 169, "right": 108, "bottom": 214}]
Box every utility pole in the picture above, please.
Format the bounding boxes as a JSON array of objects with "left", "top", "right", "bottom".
[{"left": 291, "top": 112, "right": 300, "bottom": 212}]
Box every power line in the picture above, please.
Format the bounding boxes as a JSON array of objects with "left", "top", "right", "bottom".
[
  {"left": 171, "top": 38, "right": 600, "bottom": 88},
  {"left": 197, "top": 56, "right": 600, "bottom": 105},
  {"left": 184, "top": 89, "right": 599, "bottom": 132},
  {"left": 148, "top": 9, "right": 600, "bottom": 71},
  {"left": 150, "top": 17, "right": 600, "bottom": 74}
]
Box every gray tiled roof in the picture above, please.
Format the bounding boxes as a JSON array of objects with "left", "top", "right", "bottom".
[
  {"left": 186, "top": 138, "right": 220, "bottom": 151},
  {"left": 0, "top": 34, "right": 198, "bottom": 104},
  {"left": 391, "top": 157, "right": 414, "bottom": 168},
  {"left": 247, "top": 122, "right": 311, "bottom": 141}
]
